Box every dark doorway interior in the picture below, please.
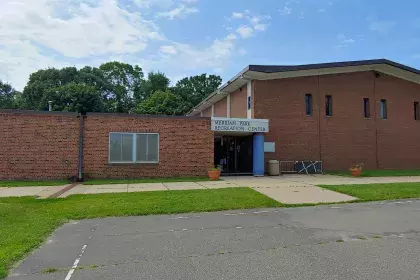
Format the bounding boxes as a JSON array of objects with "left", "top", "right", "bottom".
[{"left": 214, "top": 135, "right": 253, "bottom": 174}]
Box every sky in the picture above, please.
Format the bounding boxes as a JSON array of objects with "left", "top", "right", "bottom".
[{"left": 1, "top": 0, "right": 420, "bottom": 91}]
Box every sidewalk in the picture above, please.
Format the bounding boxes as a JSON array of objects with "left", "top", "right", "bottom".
[
  {"left": 59, "top": 180, "right": 239, "bottom": 197},
  {"left": 2, "top": 175, "right": 420, "bottom": 204},
  {"left": 0, "top": 184, "right": 72, "bottom": 198}
]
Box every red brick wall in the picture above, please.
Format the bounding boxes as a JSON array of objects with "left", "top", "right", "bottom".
[
  {"left": 376, "top": 74, "right": 420, "bottom": 169},
  {"left": 83, "top": 114, "right": 214, "bottom": 178},
  {"left": 230, "top": 87, "right": 247, "bottom": 118},
  {"left": 254, "top": 77, "right": 321, "bottom": 163},
  {"left": 319, "top": 72, "right": 377, "bottom": 170},
  {"left": 0, "top": 111, "right": 79, "bottom": 179},
  {"left": 254, "top": 71, "right": 420, "bottom": 170},
  {"left": 214, "top": 97, "right": 227, "bottom": 117}
]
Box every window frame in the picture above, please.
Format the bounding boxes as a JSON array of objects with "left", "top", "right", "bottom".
[
  {"left": 415, "top": 101, "right": 420, "bottom": 121},
  {"left": 380, "top": 99, "right": 387, "bottom": 120},
  {"left": 325, "top": 95, "right": 333, "bottom": 116},
  {"left": 108, "top": 132, "right": 160, "bottom": 164},
  {"left": 305, "top": 93, "right": 313, "bottom": 116},
  {"left": 363, "top": 98, "right": 370, "bottom": 119}
]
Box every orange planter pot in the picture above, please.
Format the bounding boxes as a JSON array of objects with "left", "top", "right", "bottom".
[
  {"left": 208, "top": 170, "right": 221, "bottom": 181},
  {"left": 349, "top": 168, "right": 362, "bottom": 177}
]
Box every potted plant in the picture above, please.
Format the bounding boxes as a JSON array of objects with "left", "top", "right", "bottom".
[
  {"left": 349, "top": 163, "right": 364, "bottom": 177},
  {"left": 208, "top": 165, "right": 222, "bottom": 181}
]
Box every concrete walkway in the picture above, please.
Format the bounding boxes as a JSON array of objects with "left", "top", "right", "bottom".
[
  {"left": 0, "top": 184, "right": 72, "bottom": 198},
  {"left": 60, "top": 181, "right": 239, "bottom": 197},
  {"left": 2, "top": 174, "right": 420, "bottom": 204},
  {"left": 223, "top": 175, "right": 358, "bottom": 204}
]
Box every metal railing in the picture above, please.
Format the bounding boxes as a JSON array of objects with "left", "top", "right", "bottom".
[{"left": 279, "top": 161, "right": 323, "bottom": 174}]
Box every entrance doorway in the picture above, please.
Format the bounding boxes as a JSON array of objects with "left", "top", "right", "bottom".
[{"left": 214, "top": 135, "right": 253, "bottom": 174}]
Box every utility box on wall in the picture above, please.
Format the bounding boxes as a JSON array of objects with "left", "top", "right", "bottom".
[{"left": 264, "top": 142, "right": 275, "bottom": 153}]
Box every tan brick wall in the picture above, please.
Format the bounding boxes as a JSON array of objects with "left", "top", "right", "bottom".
[
  {"left": 214, "top": 97, "right": 227, "bottom": 117},
  {"left": 254, "top": 71, "right": 420, "bottom": 170},
  {"left": 230, "top": 87, "right": 247, "bottom": 118},
  {"left": 83, "top": 114, "right": 214, "bottom": 178},
  {"left": 202, "top": 107, "right": 212, "bottom": 117},
  {"left": 0, "top": 111, "right": 79, "bottom": 179}
]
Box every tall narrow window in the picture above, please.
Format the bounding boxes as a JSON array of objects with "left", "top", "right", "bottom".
[
  {"left": 247, "top": 96, "right": 251, "bottom": 110},
  {"left": 363, "top": 98, "right": 370, "bottom": 118},
  {"left": 325, "top": 95, "right": 332, "bottom": 116},
  {"left": 415, "top": 102, "right": 420, "bottom": 120},
  {"left": 380, "top": 99, "right": 387, "bottom": 119},
  {"left": 305, "top": 94, "right": 312, "bottom": 116}
]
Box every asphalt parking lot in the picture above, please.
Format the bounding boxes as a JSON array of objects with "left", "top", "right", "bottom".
[{"left": 7, "top": 199, "right": 420, "bottom": 280}]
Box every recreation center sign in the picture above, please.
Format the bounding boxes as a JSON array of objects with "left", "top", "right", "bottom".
[{"left": 211, "top": 117, "right": 269, "bottom": 133}]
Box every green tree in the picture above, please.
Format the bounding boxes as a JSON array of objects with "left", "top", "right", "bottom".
[
  {"left": 99, "top": 62, "right": 144, "bottom": 113},
  {"left": 43, "top": 83, "right": 104, "bottom": 113},
  {"left": 135, "top": 90, "right": 185, "bottom": 115},
  {"left": 140, "top": 71, "right": 170, "bottom": 101},
  {"left": 0, "top": 80, "right": 22, "bottom": 109},
  {"left": 22, "top": 68, "right": 62, "bottom": 109},
  {"left": 173, "top": 74, "right": 222, "bottom": 113}
]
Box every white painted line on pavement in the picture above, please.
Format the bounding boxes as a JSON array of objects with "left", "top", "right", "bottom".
[{"left": 64, "top": 244, "right": 88, "bottom": 280}]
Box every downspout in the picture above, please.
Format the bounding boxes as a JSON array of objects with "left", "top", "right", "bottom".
[{"left": 77, "top": 113, "right": 85, "bottom": 181}]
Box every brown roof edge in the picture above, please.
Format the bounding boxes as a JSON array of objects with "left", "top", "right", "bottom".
[
  {"left": 86, "top": 112, "right": 209, "bottom": 120},
  {"left": 248, "top": 59, "right": 420, "bottom": 75},
  {"left": 0, "top": 109, "right": 80, "bottom": 117}
]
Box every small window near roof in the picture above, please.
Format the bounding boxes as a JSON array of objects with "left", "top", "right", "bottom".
[
  {"left": 363, "top": 98, "right": 370, "bottom": 118},
  {"left": 325, "top": 95, "right": 332, "bottom": 116},
  {"left": 415, "top": 102, "right": 420, "bottom": 120},
  {"left": 305, "top": 94, "right": 312, "bottom": 116},
  {"left": 380, "top": 99, "right": 387, "bottom": 119}
]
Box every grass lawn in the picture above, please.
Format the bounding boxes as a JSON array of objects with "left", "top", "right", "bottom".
[
  {"left": 320, "top": 182, "right": 420, "bottom": 201},
  {"left": 326, "top": 169, "right": 420, "bottom": 177},
  {"left": 84, "top": 176, "right": 212, "bottom": 185},
  {"left": 0, "top": 188, "right": 281, "bottom": 279},
  {"left": 0, "top": 180, "right": 69, "bottom": 187}
]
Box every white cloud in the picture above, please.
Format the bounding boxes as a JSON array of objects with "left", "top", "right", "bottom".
[
  {"left": 181, "top": 0, "right": 199, "bottom": 3},
  {"left": 254, "top": 24, "right": 267, "bottom": 31},
  {"left": 236, "top": 26, "right": 254, "bottom": 38},
  {"left": 157, "top": 4, "right": 199, "bottom": 20},
  {"left": 337, "top": 34, "right": 355, "bottom": 44},
  {"left": 230, "top": 11, "right": 271, "bottom": 37},
  {"left": 279, "top": 6, "right": 292, "bottom": 15},
  {"left": 231, "top": 12, "right": 245, "bottom": 19},
  {"left": 139, "top": 34, "right": 237, "bottom": 76},
  {"left": 335, "top": 33, "right": 356, "bottom": 48},
  {"left": 133, "top": 0, "right": 174, "bottom": 9},
  {"left": 317, "top": 8, "right": 326, "bottom": 13},
  {"left": 0, "top": 0, "right": 164, "bottom": 89},
  {"left": 226, "top": 33, "right": 237, "bottom": 40},
  {"left": 160, "top": 45, "right": 177, "bottom": 54}
]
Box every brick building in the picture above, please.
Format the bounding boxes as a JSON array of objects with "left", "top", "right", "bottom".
[
  {"left": 1, "top": 59, "right": 420, "bottom": 180},
  {"left": 189, "top": 59, "right": 420, "bottom": 172},
  {"left": 0, "top": 111, "right": 213, "bottom": 180}
]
